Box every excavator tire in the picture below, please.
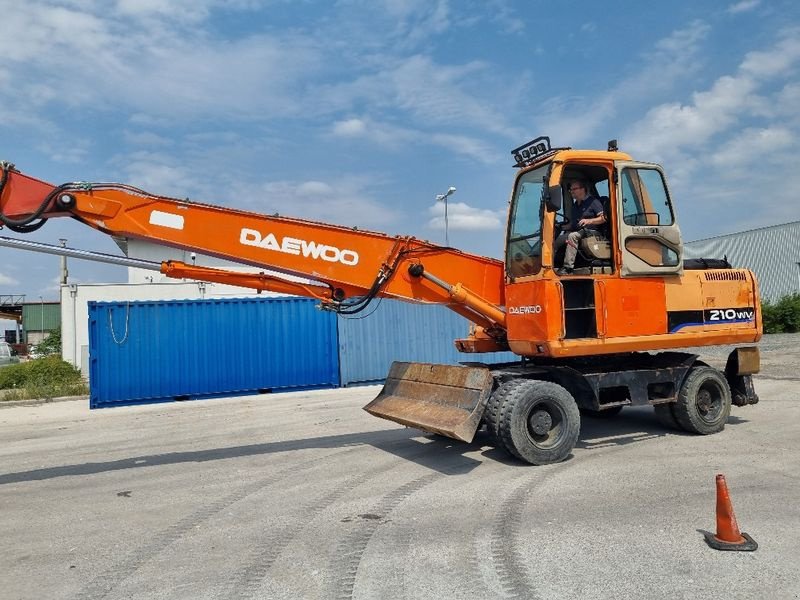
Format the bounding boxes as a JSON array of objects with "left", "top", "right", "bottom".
[
  {"left": 497, "top": 380, "right": 580, "bottom": 465},
  {"left": 673, "top": 366, "right": 732, "bottom": 435},
  {"left": 653, "top": 403, "right": 682, "bottom": 431},
  {"left": 483, "top": 380, "right": 524, "bottom": 451}
]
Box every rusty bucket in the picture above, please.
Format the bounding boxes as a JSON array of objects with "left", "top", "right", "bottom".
[{"left": 363, "top": 361, "right": 495, "bottom": 442}]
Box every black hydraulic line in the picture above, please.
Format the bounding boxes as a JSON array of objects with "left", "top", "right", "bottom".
[
  {"left": 0, "top": 163, "right": 64, "bottom": 228},
  {"left": 6, "top": 219, "right": 48, "bottom": 233}
]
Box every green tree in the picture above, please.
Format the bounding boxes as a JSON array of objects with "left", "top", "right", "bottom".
[
  {"left": 761, "top": 293, "right": 800, "bottom": 333},
  {"left": 32, "top": 327, "right": 62, "bottom": 356}
]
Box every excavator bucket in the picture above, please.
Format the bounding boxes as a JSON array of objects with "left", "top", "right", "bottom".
[{"left": 364, "top": 361, "right": 495, "bottom": 442}]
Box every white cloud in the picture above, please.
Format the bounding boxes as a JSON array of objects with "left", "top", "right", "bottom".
[
  {"left": 239, "top": 177, "right": 403, "bottom": 231},
  {"left": 0, "top": 272, "right": 19, "bottom": 285},
  {"left": 296, "top": 181, "right": 334, "bottom": 196},
  {"left": 329, "top": 116, "right": 497, "bottom": 163},
  {"left": 619, "top": 28, "right": 800, "bottom": 240},
  {"left": 0, "top": 4, "right": 322, "bottom": 121},
  {"left": 740, "top": 31, "right": 800, "bottom": 79},
  {"left": 540, "top": 20, "right": 711, "bottom": 146},
  {"left": 426, "top": 201, "right": 505, "bottom": 231},
  {"left": 710, "top": 127, "right": 794, "bottom": 168},
  {"left": 627, "top": 75, "right": 758, "bottom": 161},
  {"left": 775, "top": 83, "right": 800, "bottom": 120},
  {"left": 727, "top": 0, "right": 760, "bottom": 14},
  {"left": 332, "top": 119, "right": 369, "bottom": 137},
  {"left": 625, "top": 29, "right": 800, "bottom": 166},
  {"left": 114, "top": 0, "right": 214, "bottom": 22},
  {"left": 123, "top": 131, "right": 172, "bottom": 147},
  {"left": 486, "top": 1, "right": 524, "bottom": 34},
  {"left": 116, "top": 151, "right": 202, "bottom": 197},
  {"left": 319, "top": 54, "right": 515, "bottom": 137},
  {"left": 0, "top": 2, "right": 522, "bottom": 167}
]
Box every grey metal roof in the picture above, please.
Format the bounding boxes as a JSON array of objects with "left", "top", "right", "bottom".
[{"left": 685, "top": 221, "right": 800, "bottom": 301}]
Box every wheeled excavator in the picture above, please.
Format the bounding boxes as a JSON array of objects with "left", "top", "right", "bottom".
[{"left": 0, "top": 137, "right": 761, "bottom": 465}]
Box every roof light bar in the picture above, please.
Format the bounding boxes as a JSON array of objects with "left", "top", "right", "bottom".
[{"left": 511, "top": 136, "right": 566, "bottom": 168}]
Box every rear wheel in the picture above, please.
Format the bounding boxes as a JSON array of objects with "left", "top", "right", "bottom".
[
  {"left": 654, "top": 403, "right": 682, "bottom": 430},
  {"left": 673, "top": 366, "right": 731, "bottom": 434},
  {"left": 497, "top": 380, "right": 580, "bottom": 465}
]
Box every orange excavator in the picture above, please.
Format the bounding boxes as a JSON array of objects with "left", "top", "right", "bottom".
[{"left": 0, "top": 137, "right": 761, "bottom": 464}]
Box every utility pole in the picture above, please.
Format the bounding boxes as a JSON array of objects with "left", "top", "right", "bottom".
[
  {"left": 59, "top": 239, "right": 68, "bottom": 284},
  {"left": 39, "top": 295, "right": 44, "bottom": 345},
  {"left": 435, "top": 186, "right": 457, "bottom": 246}
]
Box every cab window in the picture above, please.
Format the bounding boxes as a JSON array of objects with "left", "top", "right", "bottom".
[
  {"left": 621, "top": 168, "right": 674, "bottom": 226},
  {"left": 506, "top": 165, "right": 548, "bottom": 277}
]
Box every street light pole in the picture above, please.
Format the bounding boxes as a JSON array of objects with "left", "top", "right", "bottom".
[
  {"left": 39, "top": 295, "right": 43, "bottom": 345},
  {"left": 435, "top": 186, "right": 457, "bottom": 246},
  {"left": 59, "top": 238, "right": 68, "bottom": 285}
]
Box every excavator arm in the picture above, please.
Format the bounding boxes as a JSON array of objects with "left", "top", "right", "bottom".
[
  {"left": 0, "top": 163, "right": 507, "bottom": 336},
  {"left": 1, "top": 161, "right": 514, "bottom": 444}
]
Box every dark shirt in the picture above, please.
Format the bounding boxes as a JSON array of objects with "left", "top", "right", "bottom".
[{"left": 573, "top": 195, "right": 604, "bottom": 232}]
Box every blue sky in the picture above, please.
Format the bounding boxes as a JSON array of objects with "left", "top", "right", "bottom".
[{"left": 1, "top": 0, "right": 799, "bottom": 324}]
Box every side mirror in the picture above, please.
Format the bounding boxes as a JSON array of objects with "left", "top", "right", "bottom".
[{"left": 544, "top": 184, "right": 563, "bottom": 212}]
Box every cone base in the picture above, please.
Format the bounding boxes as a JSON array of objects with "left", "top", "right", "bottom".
[{"left": 704, "top": 530, "right": 758, "bottom": 552}]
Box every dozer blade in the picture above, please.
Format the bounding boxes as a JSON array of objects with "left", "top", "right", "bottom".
[{"left": 364, "top": 361, "right": 494, "bottom": 442}]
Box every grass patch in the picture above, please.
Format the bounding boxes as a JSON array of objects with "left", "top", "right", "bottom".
[{"left": 0, "top": 356, "right": 88, "bottom": 402}]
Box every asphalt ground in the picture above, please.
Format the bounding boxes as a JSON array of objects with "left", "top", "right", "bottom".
[{"left": 1, "top": 334, "right": 799, "bottom": 600}]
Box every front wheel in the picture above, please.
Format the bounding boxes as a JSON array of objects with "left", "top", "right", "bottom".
[
  {"left": 497, "top": 380, "right": 580, "bottom": 465},
  {"left": 673, "top": 366, "right": 732, "bottom": 434}
]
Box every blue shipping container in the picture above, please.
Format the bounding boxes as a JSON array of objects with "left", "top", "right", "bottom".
[
  {"left": 337, "top": 300, "right": 518, "bottom": 386},
  {"left": 89, "top": 297, "right": 339, "bottom": 408}
]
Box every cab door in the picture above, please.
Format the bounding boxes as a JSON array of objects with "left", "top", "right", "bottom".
[{"left": 615, "top": 162, "right": 683, "bottom": 278}]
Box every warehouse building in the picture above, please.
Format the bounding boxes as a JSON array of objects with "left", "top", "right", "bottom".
[{"left": 684, "top": 221, "right": 800, "bottom": 302}]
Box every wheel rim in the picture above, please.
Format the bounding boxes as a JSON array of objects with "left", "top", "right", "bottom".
[
  {"left": 696, "top": 380, "right": 724, "bottom": 423},
  {"left": 525, "top": 398, "right": 566, "bottom": 449}
]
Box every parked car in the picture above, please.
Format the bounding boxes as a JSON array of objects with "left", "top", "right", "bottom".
[{"left": 0, "top": 341, "right": 20, "bottom": 367}]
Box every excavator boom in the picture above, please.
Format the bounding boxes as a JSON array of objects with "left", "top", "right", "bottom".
[
  {"left": 0, "top": 165, "right": 506, "bottom": 325},
  {"left": 0, "top": 163, "right": 508, "bottom": 446}
]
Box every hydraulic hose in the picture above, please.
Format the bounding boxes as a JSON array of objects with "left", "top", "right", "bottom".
[{"left": 0, "top": 162, "right": 63, "bottom": 229}]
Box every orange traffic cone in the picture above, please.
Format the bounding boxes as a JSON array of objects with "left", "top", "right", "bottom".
[{"left": 704, "top": 473, "right": 758, "bottom": 551}]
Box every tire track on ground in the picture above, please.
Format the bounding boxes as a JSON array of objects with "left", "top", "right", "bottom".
[
  {"left": 327, "top": 471, "right": 442, "bottom": 600},
  {"left": 73, "top": 447, "right": 360, "bottom": 600},
  {"left": 488, "top": 468, "right": 559, "bottom": 600},
  {"left": 486, "top": 435, "right": 660, "bottom": 599},
  {"left": 399, "top": 465, "right": 525, "bottom": 600},
  {"left": 228, "top": 443, "right": 435, "bottom": 599}
]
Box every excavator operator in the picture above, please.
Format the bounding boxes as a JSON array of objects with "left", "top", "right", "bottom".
[{"left": 554, "top": 179, "right": 605, "bottom": 275}]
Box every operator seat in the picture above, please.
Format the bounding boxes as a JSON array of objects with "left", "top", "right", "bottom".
[{"left": 578, "top": 196, "right": 612, "bottom": 263}]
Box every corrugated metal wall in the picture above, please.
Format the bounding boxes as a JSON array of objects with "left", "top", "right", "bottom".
[
  {"left": 684, "top": 221, "right": 800, "bottom": 301},
  {"left": 337, "top": 300, "right": 517, "bottom": 385},
  {"left": 88, "top": 297, "right": 339, "bottom": 408},
  {"left": 22, "top": 303, "right": 61, "bottom": 334}
]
